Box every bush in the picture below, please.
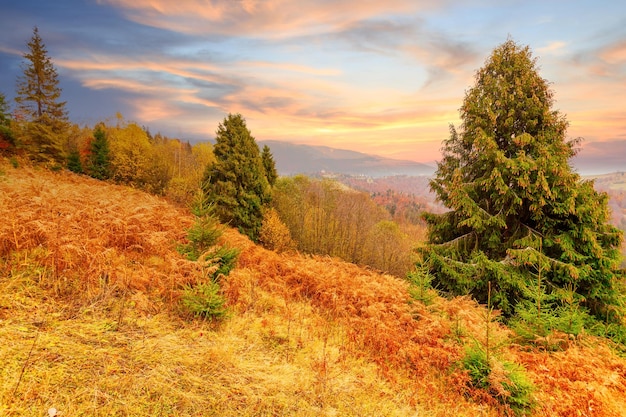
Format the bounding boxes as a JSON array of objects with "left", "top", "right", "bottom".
[
  {"left": 178, "top": 217, "right": 223, "bottom": 261},
  {"left": 177, "top": 196, "right": 224, "bottom": 261},
  {"left": 199, "top": 245, "right": 240, "bottom": 281},
  {"left": 178, "top": 193, "right": 239, "bottom": 320},
  {"left": 180, "top": 281, "right": 228, "bottom": 320},
  {"left": 406, "top": 266, "right": 437, "bottom": 305},
  {"left": 462, "top": 344, "right": 534, "bottom": 416}
]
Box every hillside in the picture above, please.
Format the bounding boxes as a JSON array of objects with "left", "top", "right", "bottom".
[
  {"left": 589, "top": 172, "right": 626, "bottom": 227},
  {"left": 1, "top": 158, "right": 626, "bottom": 416}
]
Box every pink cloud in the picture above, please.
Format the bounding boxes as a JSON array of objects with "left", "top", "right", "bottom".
[
  {"left": 98, "top": 0, "right": 441, "bottom": 37},
  {"left": 600, "top": 41, "right": 626, "bottom": 65}
]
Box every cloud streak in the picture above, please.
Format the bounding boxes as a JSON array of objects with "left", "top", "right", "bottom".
[{"left": 98, "top": 0, "right": 440, "bottom": 38}]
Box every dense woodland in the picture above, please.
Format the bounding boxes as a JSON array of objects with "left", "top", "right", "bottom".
[{"left": 2, "top": 28, "right": 626, "bottom": 416}]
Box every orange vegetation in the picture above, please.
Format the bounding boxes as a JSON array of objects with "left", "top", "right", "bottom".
[{"left": 1, "top": 158, "right": 625, "bottom": 416}]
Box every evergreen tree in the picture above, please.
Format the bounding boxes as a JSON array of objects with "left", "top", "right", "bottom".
[
  {"left": 14, "top": 26, "right": 68, "bottom": 163},
  {"left": 0, "top": 92, "right": 15, "bottom": 150},
  {"left": 67, "top": 149, "right": 83, "bottom": 174},
  {"left": 0, "top": 92, "right": 10, "bottom": 127},
  {"left": 420, "top": 39, "right": 624, "bottom": 321},
  {"left": 202, "top": 113, "right": 270, "bottom": 241},
  {"left": 261, "top": 144, "right": 278, "bottom": 186},
  {"left": 87, "top": 124, "right": 111, "bottom": 180}
]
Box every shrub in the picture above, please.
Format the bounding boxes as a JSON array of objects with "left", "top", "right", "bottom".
[
  {"left": 406, "top": 266, "right": 437, "bottom": 305},
  {"left": 177, "top": 195, "right": 223, "bottom": 261},
  {"left": 462, "top": 344, "right": 535, "bottom": 416},
  {"left": 180, "top": 281, "right": 228, "bottom": 320},
  {"left": 198, "top": 245, "right": 240, "bottom": 281}
]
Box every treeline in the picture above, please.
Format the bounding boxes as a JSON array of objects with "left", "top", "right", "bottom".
[
  {"left": 0, "top": 28, "right": 211, "bottom": 204},
  {"left": 3, "top": 110, "right": 215, "bottom": 205}
]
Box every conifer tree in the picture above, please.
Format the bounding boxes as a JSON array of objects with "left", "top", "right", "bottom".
[
  {"left": 261, "top": 144, "right": 278, "bottom": 186},
  {"left": 67, "top": 149, "right": 83, "bottom": 174},
  {"left": 0, "top": 92, "right": 10, "bottom": 127},
  {"left": 15, "top": 27, "right": 68, "bottom": 162},
  {"left": 202, "top": 113, "right": 271, "bottom": 241},
  {"left": 420, "top": 39, "right": 624, "bottom": 320},
  {"left": 0, "top": 92, "right": 14, "bottom": 150},
  {"left": 87, "top": 124, "right": 111, "bottom": 180}
]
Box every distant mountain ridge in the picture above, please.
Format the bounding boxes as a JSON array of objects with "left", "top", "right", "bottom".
[{"left": 259, "top": 140, "right": 435, "bottom": 177}]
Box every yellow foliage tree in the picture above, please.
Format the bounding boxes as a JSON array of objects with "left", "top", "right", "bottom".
[
  {"left": 259, "top": 208, "right": 296, "bottom": 253},
  {"left": 107, "top": 119, "right": 152, "bottom": 187}
]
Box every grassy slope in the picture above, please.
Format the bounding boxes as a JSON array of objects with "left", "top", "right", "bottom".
[{"left": 1, "top": 159, "right": 625, "bottom": 417}]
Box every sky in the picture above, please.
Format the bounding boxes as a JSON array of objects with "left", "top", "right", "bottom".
[{"left": 0, "top": 0, "right": 625, "bottom": 173}]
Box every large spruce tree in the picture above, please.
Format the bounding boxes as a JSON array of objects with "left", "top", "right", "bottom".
[
  {"left": 202, "top": 113, "right": 271, "bottom": 241},
  {"left": 420, "top": 40, "right": 624, "bottom": 321},
  {"left": 15, "top": 26, "right": 68, "bottom": 162}
]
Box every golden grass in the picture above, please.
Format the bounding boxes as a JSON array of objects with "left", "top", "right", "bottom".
[{"left": 1, "top": 158, "right": 626, "bottom": 417}]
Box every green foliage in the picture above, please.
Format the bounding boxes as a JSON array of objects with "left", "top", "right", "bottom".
[
  {"left": 66, "top": 149, "right": 83, "bottom": 174},
  {"left": 177, "top": 195, "right": 224, "bottom": 261},
  {"left": 462, "top": 344, "right": 535, "bottom": 416},
  {"left": 0, "top": 125, "right": 15, "bottom": 151},
  {"left": 201, "top": 245, "right": 240, "bottom": 280},
  {"left": 18, "top": 117, "right": 66, "bottom": 163},
  {"left": 406, "top": 265, "right": 437, "bottom": 305},
  {"left": 261, "top": 144, "right": 278, "bottom": 186},
  {"left": 180, "top": 281, "right": 229, "bottom": 320},
  {"left": 0, "top": 93, "right": 10, "bottom": 125},
  {"left": 510, "top": 280, "right": 596, "bottom": 349},
  {"left": 87, "top": 124, "right": 111, "bottom": 180},
  {"left": 178, "top": 195, "right": 238, "bottom": 320},
  {"left": 177, "top": 193, "right": 240, "bottom": 281},
  {"left": 0, "top": 93, "right": 12, "bottom": 148},
  {"left": 591, "top": 322, "right": 626, "bottom": 350},
  {"left": 14, "top": 27, "right": 68, "bottom": 163},
  {"left": 420, "top": 39, "right": 625, "bottom": 322},
  {"left": 15, "top": 27, "right": 67, "bottom": 122},
  {"left": 202, "top": 113, "right": 271, "bottom": 241},
  {"left": 178, "top": 217, "right": 223, "bottom": 261}
]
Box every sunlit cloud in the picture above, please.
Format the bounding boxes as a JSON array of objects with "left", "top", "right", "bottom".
[
  {"left": 1, "top": 1, "right": 624, "bottom": 170},
  {"left": 98, "top": 0, "right": 443, "bottom": 38},
  {"left": 537, "top": 41, "right": 567, "bottom": 54},
  {"left": 600, "top": 41, "right": 626, "bottom": 65}
]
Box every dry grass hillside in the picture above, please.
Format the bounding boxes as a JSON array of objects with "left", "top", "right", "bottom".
[{"left": 1, "top": 157, "right": 625, "bottom": 417}]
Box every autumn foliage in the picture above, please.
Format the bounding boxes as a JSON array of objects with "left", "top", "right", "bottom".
[{"left": 1, "top": 158, "right": 626, "bottom": 416}]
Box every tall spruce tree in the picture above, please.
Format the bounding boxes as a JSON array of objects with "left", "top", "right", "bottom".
[
  {"left": 420, "top": 39, "right": 624, "bottom": 321},
  {"left": 202, "top": 113, "right": 271, "bottom": 241},
  {"left": 15, "top": 26, "right": 68, "bottom": 162},
  {"left": 261, "top": 144, "right": 278, "bottom": 186}
]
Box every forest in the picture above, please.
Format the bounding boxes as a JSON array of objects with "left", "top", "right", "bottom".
[{"left": 1, "top": 28, "right": 626, "bottom": 417}]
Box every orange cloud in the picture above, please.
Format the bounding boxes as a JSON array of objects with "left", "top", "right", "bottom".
[
  {"left": 537, "top": 41, "right": 567, "bottom": 55},
  {"left": 600, "top": 41, "right": 626, "bottom": 65},
  {"left": 97, "top": 0, "right": 439, "bottom": 37}
]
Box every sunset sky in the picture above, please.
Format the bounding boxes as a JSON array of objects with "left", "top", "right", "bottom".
[{"left": 0, "top": 0, "right": 624, "bottom": 173}]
